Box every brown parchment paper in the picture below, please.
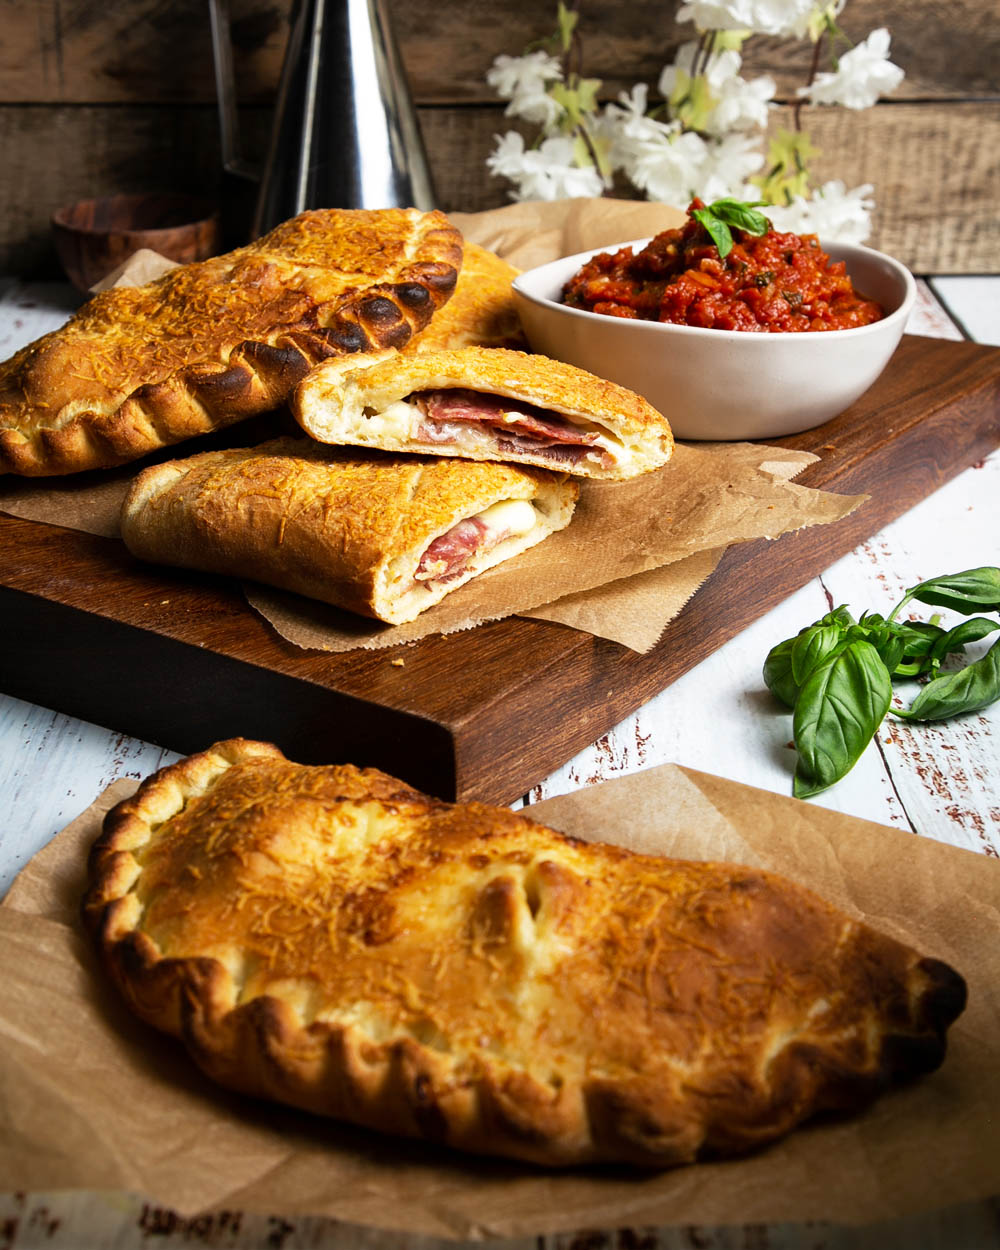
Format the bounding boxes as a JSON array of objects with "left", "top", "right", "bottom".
[
  {"left": 1, "top": 764, "right": 998, "bottom": 1240},
  {"left": 0, "top": 199, "right": 865, "bottom": 654}
]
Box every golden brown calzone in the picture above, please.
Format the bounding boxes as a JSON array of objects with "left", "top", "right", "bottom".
[
  {"left": 83, "top": 740, "right": 967, "bottom": 1168},
  {"left": 0, "top": 208, "right": 462, "bottom": 477},
  {"left": 292, "top": 345, "right": 675, "bottom": 480},
  {"left": 402, "top": 241, "right": 526, "bottom": 354},
  {"left": 119, "top": 439, "right": 577, "bottom": 625}
]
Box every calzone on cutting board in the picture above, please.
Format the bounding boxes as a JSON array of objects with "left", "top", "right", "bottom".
[
  {"left": 292, "top": 345, "right": 674, "bottom": 480},
  {"left": 119, "top": 439, "right": 577, "bottom": 625},
  {"left": 83, "top": 740, "right": 967, "bottom": 1169},
  {"left": 0, "top": 207, "right": 462, "bottom": 477}
]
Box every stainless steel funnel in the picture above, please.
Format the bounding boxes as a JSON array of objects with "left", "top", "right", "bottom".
[{"left": 209, "top": 0, "right": 437, "bottom": 240}]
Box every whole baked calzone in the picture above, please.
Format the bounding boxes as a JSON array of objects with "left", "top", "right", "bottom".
[
  {"left": 83, "top": 740, "right": 967, "bottom": 1168},
  {"left": 292, "top": 345, "right": 674, "bottom": 479},
  {"left": 0, "top": 207, "right": 462, "bottom": 477}
]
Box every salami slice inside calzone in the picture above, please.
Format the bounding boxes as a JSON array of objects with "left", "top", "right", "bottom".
[{"left": 292, "top": 346, "right": 674, "bottom": 480}]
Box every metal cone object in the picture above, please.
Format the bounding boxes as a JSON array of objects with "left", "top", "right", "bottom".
[{"left": 210, "top": 0, "right": 437, "bottom": 241}]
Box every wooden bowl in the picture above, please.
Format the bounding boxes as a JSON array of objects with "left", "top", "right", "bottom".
[{"left": 52, "top": 192, "right": 220, "bottom": 292}]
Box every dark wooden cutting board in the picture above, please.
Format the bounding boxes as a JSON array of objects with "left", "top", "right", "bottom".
[{"left": 3, "top": 334, "right": 999, "bottom": 804}]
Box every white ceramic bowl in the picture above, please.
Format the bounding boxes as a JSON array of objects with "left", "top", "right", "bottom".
[{"left": 512, "top": 238, "right": 916, "bottom": 441}]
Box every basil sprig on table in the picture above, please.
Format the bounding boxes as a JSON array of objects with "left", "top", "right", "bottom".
[
  {"left": 691, "top": 198, "right": 770, "bottom": 259},
  {"left": 763, "top": 567, "right": 1000, "bottom": 798}
]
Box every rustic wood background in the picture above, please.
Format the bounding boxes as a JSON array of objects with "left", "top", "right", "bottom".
[{"left": 2, "top": 0, "right": 998, "bottom": 276}]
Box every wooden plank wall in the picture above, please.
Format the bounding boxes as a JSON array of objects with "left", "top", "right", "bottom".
[{"left": 1, "top": 0, "right": 997, "bottom": 276}]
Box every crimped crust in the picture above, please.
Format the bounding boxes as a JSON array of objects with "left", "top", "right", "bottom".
[
  {"left": 292, "top": 345, "right": 674, "bottom": 480},
  {"left": 402, "top": 242, "right": 526, "bottom": 354},
  {"left": 83, "top": 740, "right": 967, "bottom": 1168},
  {"left": 120, "top": 438, "right": 578, "bottom": 624},
  {"left": 0, "top": 208, "right": 462, "bottom": 477}
]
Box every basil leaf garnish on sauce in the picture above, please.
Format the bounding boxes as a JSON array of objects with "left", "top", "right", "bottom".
[{"left": 692, "top": 198, "right": 769, "bottom": 259}]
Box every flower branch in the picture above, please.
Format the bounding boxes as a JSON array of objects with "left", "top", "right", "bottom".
[{"left": 486, "top": 0, "right": 905, "bottom": 241}]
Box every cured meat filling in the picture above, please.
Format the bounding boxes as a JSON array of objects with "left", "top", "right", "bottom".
[
  {"left": 411, "top": 389, "right": 615, "bottom": 469},
  {"left": 415, "top": 499, "right": 538, "bottom": 585}
]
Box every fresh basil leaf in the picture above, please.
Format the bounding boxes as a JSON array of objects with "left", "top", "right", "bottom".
[
  {"left": 709, "top": 197, "right": 770, "bottom": 237},
  {"left": 885, "top": 619, "right": 947, "bottom": 676},
  {"left": 893, "top": 636, "right": 1000, "bottom": 722},
  {"left": 692, "top": 207, "right": 734, "bottom": 258},
  {"left": 764, "top": 618, "right": 852, "bottom": 708},
  {"left": 762, "top": 638, "right": 798, "bottom": 708},
  {"left": 897, "top": 567, "right": 1000, "bottom": 617},
  {"left": 822, "top": 605, "right": 856, "bottom": 629},
  {"left": 928, "top": 616, "right": 1000, "bottom": 667},
  {"left": 891, "top": 619, "right": 944, "bottom": 658},
  {"left": 792, "top": 640, "right": 892, "bottom": 798},
  {"left": 874, "top": 632, "right": 906, "bottom": 674},
  {"left": 791, "top": 623, "right": 845, "bottom": 686}
]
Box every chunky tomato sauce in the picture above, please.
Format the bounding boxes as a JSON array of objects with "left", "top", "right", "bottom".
[{"left": 561, "top": 199, "right": 884, "bottom": 333}]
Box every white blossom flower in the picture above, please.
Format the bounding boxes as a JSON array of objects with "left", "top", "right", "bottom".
[
  {"left": 486, "top": 52, "right": 563, "bottom": 101},
  {"left": 677, "top": 0, "right": 843, "bottom": 39},
  {"left": 698, "top": 133, "right": 766, "bottom": 201},
  {"left": 798, "top": 29, "right": 904, "bottom": 110},
  {"left": 659, "top": 40, "right": 741, "bottom": 98},
  {"left": 659, "top": 42, "right": 775, "bottom": 135},
  {"left": 599, "top": 84, "right": 676, "bottom": 173},
  {"left": 710, "top": 68, "right": 775, "bottom": 132},
  {"left": 486, "top": 132, "right": 605, "bottom": 201},
  {"left": 599, "top": 86, "right": 709, "bottom": 203},
  {"left": 763, "top": 180, "right": 875, "bottom": 242},
  {"left": 505, "top": 85, "right": 564, "bottom": 130}
]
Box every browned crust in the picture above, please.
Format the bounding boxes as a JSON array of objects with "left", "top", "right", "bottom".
[
  {"left": 402, "top": 242, "right": 526, "bottom": 354},
  {"left": 0, "top": 208, "right": 462, "bottom": 477},
  {"left": 83, "top": 740, "right": 967, "bottom": 1169},
  {"left": 119, "top": 438, "right": 576, "bottom": 623}
]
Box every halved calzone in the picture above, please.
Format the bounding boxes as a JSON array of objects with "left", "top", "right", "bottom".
[
  {"left": 0, "top": 207, "right": 462, "bottom": 477},
  {"left": 292, "top": 345, "right": 674, "bottom": 480},
  {"left": 119, "top": 439, "right": 577, "bottom": 625},
  {"left": 83, "top": 740, "right": 967, "bottom": 1169}
]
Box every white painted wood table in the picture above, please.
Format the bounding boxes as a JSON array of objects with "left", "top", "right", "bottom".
[{"left": 1, "top": 273, "right": 998, "bottom": 1249}]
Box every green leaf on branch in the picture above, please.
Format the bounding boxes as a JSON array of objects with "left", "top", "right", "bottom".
[
  {"left": 555, "top": 1, "right": 578, "bottom": 54},
  {"left": 752, "top": 130, "right": 819, "bottom": 206},
  {"left": 713, "top": 29, "right": 751, "bottom": 52},
  {"left": 668, "top": 70, "right": 717, "bottom": 134},
  {"left": 549, "top": 79, "right": 602, "bottom": 131}
]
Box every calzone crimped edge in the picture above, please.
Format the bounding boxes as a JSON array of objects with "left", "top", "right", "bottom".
[
  {"left": 0, "top": 207, "right": 462, "bottom": 477},
  {"left": 292, "top": 345, "right": 674, "bottom": 480},
  {"left": 401, "top": 241, "right": 526, "bottom": 354},
  {"left": 83, "top": 740, "right": 967, "bottom": 1169},
  {"left": 119, "top": 439, "right": 577, "bottom": 625}
]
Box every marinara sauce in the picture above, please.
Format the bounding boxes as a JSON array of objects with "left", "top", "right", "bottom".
[{"left": 561, "top": 199, "right": 884, "bottom": 333}]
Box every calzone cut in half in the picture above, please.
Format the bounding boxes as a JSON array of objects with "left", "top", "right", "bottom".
[
  {"left": 0, "top": 207, "right": 462, "bottom": 477},
  {"left": 292, "top": 345, "right": 674, "bottom": 480},
  {"left": 119, "top": 439, "right": 577, "bottom": 625},
  {"left": 83, "top": 740, "right": 967, "bottom": 1169}
]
